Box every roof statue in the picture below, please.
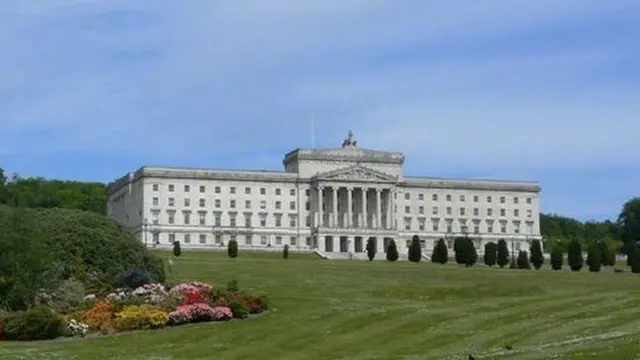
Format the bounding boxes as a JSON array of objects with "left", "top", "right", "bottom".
[{"left": 341, "top": 130, "right": 357, "bottom": 148}]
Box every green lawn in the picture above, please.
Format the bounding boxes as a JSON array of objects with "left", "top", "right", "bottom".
[{"left": 2, "top": 251, "right": 640, "bottom": 360}]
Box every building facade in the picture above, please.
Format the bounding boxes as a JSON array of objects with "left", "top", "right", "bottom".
[{"left": 106, "top": 132, "right": 541, "bottom": 258}]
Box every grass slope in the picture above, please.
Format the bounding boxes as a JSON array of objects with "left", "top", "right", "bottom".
[{"left": 2, "top": 251, "right": 640, "bottom": 360}]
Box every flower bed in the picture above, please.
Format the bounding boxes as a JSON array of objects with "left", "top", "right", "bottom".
[{"left": 0, "top": 280, "right": 267, "bottom": 341}]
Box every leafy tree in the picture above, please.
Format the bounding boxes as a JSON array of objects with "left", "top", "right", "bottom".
[
  {"left": 431, "top": 238, "right": 448, "bottom": 264},
  {"left": 617, "top": 197, "right": 640, "bottom": 253},
  {"left": 228, "top": 239, "right": 238, "bottom": 259},
  {"left": 386, "top": 239, "right": 399, "bottom": 262},
  {"left": 586, "top": 242, "right": 602, "bottom": 272},
  {"left": 597, "top": 240, "right": 613, "bottom": 267},
  {"left": 529, "top": 240, "right": 544, "bottom": 270},
  {"left": 497, "top": 239, "right": 510, "bottom": 268},
  {"left": 629, "top": 244, "right": 640, "bottom": 273},
  {"left": 172, "top": 241, "right": 182, "bottom": 257},
  {"left": 408, "top": 235, "right": 422, "bottom": 263},
  {"left": 483, "top": 242, "right": 497, "bottom": 266},
  {"left": 283, "top": 244, "right": 289, "bottom": 259},
  {"left": 365, "top": 237, "right": 376, "bottom": 261},
  {"left": 550, "top": 246, "right": 563, "bottom": 270},
  {"left": 567, "top": 238, "right": 584, "bottom": 272},
  {"left": 517, "top": 250, "right": 531, "bottom": 269},
  {"left": 453, "top": 237, "right": 466, "bottom": 264}
]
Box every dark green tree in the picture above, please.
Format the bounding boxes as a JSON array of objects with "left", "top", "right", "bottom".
[
  {"left": 597, "top": 240, "right": 613, "bottom": 267},
  {"left": 283, "top": 244, "right": 289, "bottom": 259},
  {"left": 617, "top": 198, "right": 640, "bottom": 255},
  {"left": 386, "top": 239, "right": 399, "bottom": 262},
  {"left": 454, "top": 237, "right": 466, "bottom": 264},
  {"left": 567, "top": 238, "right": 584, "bottom": 272},
  {"left": 529, "top": 240, "right": 544, "bottom": 270},
  {"left": 228, "top": 239, "right": 238, "bottom": 259},
  {"left": 550, "top": 246, "right": 563, "bottom": 270},
  {"left": 629, "top": 243, "right": 640, "bottom": 273},
  {"left": 431, "top": 238, "right": 448, "bottom": 264},
  {"left": 172, "top": 241, "right": 181, "bottom": 257},
  {"left": 586, "top": 242, "right": 601, "bottom": 272},
  {"left": 497, "top": 239, "right": 510, "bottom": 268},
  {"left": 365, "top": 237, "right": 376, "bottom": 261},
  {"left": 408, "top": 235, "right": 422, "bottom": 263},
  {"left": 517, "top": 250, "right": 531, "bottom": 269},
  {"left": 483, "top": 242, "right": 496, "bottom": 266},
  {"left": 466, "top": 238, "right": 478, "bottom": 267}
]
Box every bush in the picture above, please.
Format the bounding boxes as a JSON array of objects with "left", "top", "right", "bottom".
[
  {"left": 598, "top": 241, "right": 615, "bottom": 267},
  {"left": 550, "top": 247, "right": 563, "bottom": 270},
  {"left": 529, "top": 240, "right": 544, "bottom": 270},
  {"left": 34, "top": 278, "right": 86, "bottom": 315},
  {"left": 483, "top": 242, "right": 497, "bottom": 267},
  {"left": 386, "top": 239, "right": 399, "bottom": 262},
  {"left": 497, "top": 239, "right": 510, "bottom": 268},
  {"left": 567, "top": 239, "right": 584, "bottom": 272},
  {"left": 586, "top": 243, "right": 602, "bottom": 272},
  {"left": 630, "top": 244, "right": 640, "bottom": 274},
  {"left": 172, "top": 240, "right": 181, "bottom": 257},
  {"left": 0, "top": 306, "right": 65, "bottom": 341},
  {"left": 431, "top": 238, "right": 448, "bottom": 264},
  {"left": 453, "top": 237, "right": 466, "bottom": 264},
  {"left": 115, "top": 268, "right": 154, "bottom": 290},
  {"left": 408, "top": 235, "right": 422, "bottom": 263},
  {"left": 282, "top": 244, "right": 289, "bottom": 259},
  {"left": 365, "top": 237, "right": 376, "bottom": 261},
  {"left": 228, "top": 239, "right": 238, "bottom": 259},
  {"left": 454, "top": 237, "right": 477, "bottom": 267},
  {"left": 80, "top": 300, "right": 116, "bottom": 332},
  {"left": 114, "top": 304, "right": 169, "bottom": 331},
  {"left": 517, "top": 251, "right": 531, "bottom": 269},
  {"left": 228, "top": 300, "right": 249, "bottom": 319}
]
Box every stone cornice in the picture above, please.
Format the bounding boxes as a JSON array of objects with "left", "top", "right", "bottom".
[
  {"left": 283, "top": 147, "right": 405, "bottom": 166},
  {"left": 402, "top": 177, "right": 540, "bottom": 193}
]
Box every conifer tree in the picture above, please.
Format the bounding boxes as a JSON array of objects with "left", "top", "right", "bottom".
[
  {"left": 517, "top": 250, "right": 531, "bottom": 269},
  {"left": 483, "top": 242, "right": 497, "bottom": 267},
  {"left": 586, "top": 242, "right": 601, "bottom": 272},
  {"left": 408, "top": 235, "right": 422, "bottom": 262},
  {"left": 431, "top": 238, "right": 448, "bottom": 264},
  {"left": 386, "top": 239, "right": 399, "bottom": 262},
  {"left": 366, "top": 237, "right": 376, "bottom": 261},
  {"left": 567, "top": 238, "right": 583, "bottom": 272},
  {"left": 172, "top": 241, "right": 181, "bottom": 257},
  {"left": 497, "top": 239, "right": 509, "bottom": 268},
  {"left": 550, "top": 246, "right": 563, "bottom": 270},
  {"left": 228, "top": 239, "right": 238, "bottom": 259},
  {"left": 529, "top": 240, "right": 544, "bottom": 270},
  {"left": 283, "top": 244, "right": 289, "bottom": 259}
]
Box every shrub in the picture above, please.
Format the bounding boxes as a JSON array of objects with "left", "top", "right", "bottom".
[
  {"left": 80, "top": 300, "right": 116, "bottom": 332},
  {"left": 34, "top": 278, "right": 86, "bottom": 315},
  {"left": 65, "top": 318, "right": 89, "bottom": 337},
  {"left": 385, "top": 239, "right": 399, "bottom": 262},
  {"left": 283, "top": 244, "right": 289, "bottom": 259},
  {"left": 228, "top": 300, "right": 249, "bottom": 319},
  {"left": 226, "top": 280, "right": 239, "bottom": 293},
  {"left": 453, "top": 237, "right": 466, "bottom": 264},
  {"left": 454, "top": 237, "right": 477, "bottom": 267},
  {"left": 169, "top": 281, "right": 214, "bottom": 295},
  {"left": 431, "top": 238, "right": 448, "bottom": 264},
  {"left": 497, "top": 239, "right": 510, "bottom": 268},
  {"left": 483, "top": 242, "right": 497, "bottom": 266},
  {"left": 365, "top": 237, "right": 376, "bottom": 261},
  {"left": 598, "top": 241, "right": 615, "bottom": 267},
  {"left": 567, "top": 239, "right": 584, "bottom": 272},
  {"left": 408, "top": 235, "right": 422, "bottom": 263},
  {"left": 168, "top": 303, "right": 231, "bottom": 325},
  {"left": 0, "top": 306, "right": 65, "bottom": 341},
  {"left": 529, "top": 240, "right": 544, "bottom": 270},
  {"left": 517, "top": 251, "right": 531, "bottom": 269},
  {"left": 630, "top": 244, "right": 640, "bottom": 274},
  {"left": 550, "top": 247, "right": 563, "bottom": 270},
  {"left": 586, "top": 243, "right": 602, "bottom": 272},
  {"left": 114, "top": 304, "right": 169, "bottom": 331},
  {"left": 228, "top": 239, "right": 238, "bottom": 259},
  {"left": 182, "top": 290, "right": 208, "bottom": 306},
  {"left": 173, "top": 241, "right": 181, "bottom": 257},
  {"left": 466, "top": 238, "right": 478, "bottom": 267},
  {"left": 115, "top": 268, "right": 154, "bottom": 290}
]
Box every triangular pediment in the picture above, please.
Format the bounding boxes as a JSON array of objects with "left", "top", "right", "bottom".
[{"left": 314, "top": 165, "right": 397, "bottom": 182}]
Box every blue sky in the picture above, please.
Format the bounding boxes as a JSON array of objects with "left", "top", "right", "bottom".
[{"left": 1, "top": 1, "right": 639, "bottom": 221}]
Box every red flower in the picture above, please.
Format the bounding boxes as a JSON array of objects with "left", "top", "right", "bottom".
[{"left": 182, "top": 289, "right": 207, "bottom": 306}]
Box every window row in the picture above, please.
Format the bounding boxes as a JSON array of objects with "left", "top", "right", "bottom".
[
  {"left": 152, "top": 183, "right": 309, "bottom": 197},
  {"left": 150, "top": 211, "right": 311, "bottom": 228},
  {"left": 155, "top": 232, "right": 313, "bottom": 247},
  {"left": 404, "top": 205, "right": 533, "bottom": 218},
  {"left": 402, "top": 217, "right": 534, "bottom": 235},
  {"left": 402, "top": 193, "right": 533, "bottom": 205},
  {"left": 152, "top": 197, "right": 306, "bottom": 211}
]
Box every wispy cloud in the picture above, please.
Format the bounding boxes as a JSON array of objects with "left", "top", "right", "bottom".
[{"left": 0, "top": 0, "right": 638, "bottom": 219}]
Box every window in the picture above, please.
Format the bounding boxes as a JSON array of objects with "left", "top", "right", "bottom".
[
  {"left": 199, "top": 234, "right": 206, "bottom": 244},
  {"left": 418, "top": 206, "right": 424, "bottom": 214},
  {"left": 526, "top": 197, "right": 532, "bottom": 204},
  {"left": 487, "top": 196, "right": 492, "bottom": 203},
  {"left": 501, "top": 226, "right": 506, "bottom": 233},
  {"left": 513, "top": 197, "right": 519, "bottom": 204},
  {"left": 487, "top": 226, "right": 493, "bottom": 233},
  {"left": 275, "top": 188, "right": 281, "bottom": 196},
  {"left": 459, "top": 208, "right": 466, "bottom": 216},
  {"left": 245, "top": 200, "right": 251, "bottom": 209},
  {"left": 153, "top": 184, "right": 159, "bottom": 191},
  {"left": 289, "top": 201, "right": 296, "bottom": 210},
  {"left": 215, "top": 214, "right": 221, "bottom": 226},
  {"left": 230, "top": 234, "right": 237, "bottom": 243},
  {"left": 404, "top": 218, "right": 411, "bottom": 231},
  {"left": 215, "top": 199, "right": 221, "bottom": 208},
  {"left": 306, "top": 237, "right": 312, "bottom": 246},
  {"left": 418, "top": 194, "right": 424, "bottom": 200},
  {"left": 260, "top": 200, "right": 266, "bottom": 209},
  {"left": 290, "top": 189, "right": 295, "bottom": 196},
  {"left": 169, "top": 184, "right": 175, "bottom": 192},
  {"left": 432, "top": 224, "right": 439, "bottom": 232},
  {"left": 514, "top": 209, "right": 519, "bottom": 217},
  {"left": 184, "top": 234, "right": 191, "bottom": 243},
  {"left": 230, "top": 200, "right": 236, "bottom": 209},
  {"left": 487, "top": 208, "right": 493, "bottom": 216},
  {"left": 305, "top": 189, "right": 310, "bottom": 197},
  {"left": 260, "top": 236, "right": 268, "bottom": 245},
  {"left": 473, "top": 208, "right": 479, "bottom": 216},
  {"left": 446, "top": 194, "right": 452, "bottom": 201},
  {"left": 168, "top": 213, "right": 175, "bottom": 224},
  {"left": 184, "top": 185, "right": 190, "bottom": 192},
  {"left": 245, "top": 235, "right": 253, "bottom": 245},
  {"left": 199, "top": 212, "right": 206, "bottom": 225},
  {"left": 514, "top": 223, "right": 520, "bottom": 234},
  {"left": 500, "top": 196, "right": 505, "bottom": 204},
  {"left": 152, "top": 197, "right": 159, "bottom": 206},
  {"left": 199, "top": 198, "right": 205, "bottom": 207},
  {"left": 245, "top": 216, "right": 251, "bottom": 228},
  {"left": 460, "top": 195, "right": 465, "bottom": 202},
  {"left": 183, "top": 212, "right": 190, "bottom": 224},
  {"left": 184, "top": 198, "right": 190, "bottom": 207},
  {"left": 168, "top": 198, "right": 175, "bottom": 207},
  {"left": 169, "top": 233, "right": 175, "bottom": 242},
  {"left": 289, "top": 216, "right": 296, "bottom": 228},
  {"left": 526, "top": 209, "right": 532, "bottom": 218},
  {"left": 500, "top": 209, "right": 506, "bottom": 217},
  {"left": 152, "top": 232, "right": 159, "bottom": 244},
  {"left": 199, "top": 185, "right": 205, "bottom": 193},
  {"left": 418, "top": 218, "right": 425, "bottom": 231},
  {"left": 432, "top": 206, "right": 438, "bottom": 215},
  {"left": 473, "top": 195, "right": 478, "bottom": 202},
  {"left": 275, "top": 201, "right": 281, "bottom": 210},
  {"left": 276, "top": 236, "right": 282, "bottom": 245},
  {"left": 461, "top": 225, "right": 468, "bottom": 233},
  {"left": 432, "top": 194, "right": 438, "bottom": 201},
  {"left": 474, "top": 226, "right": 479, "bottom": 234},
  {"left": 305, "top": 201, "right": 310, "bottom": 211},
  {"left": 404, "top": 193, "right": 410, "bottom": 200},
  {"left": 230, "top": 187, "right": 236, "bottom": 194},
  {"left": 229, "top": 216, "right": 236, "bottom": 227},
  {"left": 290, "top": 236, "right": 297, "bottom": 246},
  {"left": 447, "top": 224, "right": 453, "bottom": 233},
  {"left": 260, "top": 217, "right": 266, "bottom": 227},
  {"left": 275, "top": 215, "right": 282, "bottom": 227},
  {"left": 405, "top": 206, "right": 410, "bottom": 214},
  {"left": 245, "top": 187, "right": 251, "bottom": 195},
  {"left": 305, "top": 216, "right": 311, "bottom": 227},
  {"left": 215, "top": 235, "right": 222, "bottom": 244},
  {"left": 260, "top": 188, "right": 266, "bottom": 195},
  {"left": 446, "top": 207, "right": 452, "bottom": 215},
  {"left": 215, "top": 186, "right": 221, "bottom": 194}
]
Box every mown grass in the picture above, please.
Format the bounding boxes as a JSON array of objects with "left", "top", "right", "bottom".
[{"left": 2, "top": 251, "right": 640, "bottom": 360}]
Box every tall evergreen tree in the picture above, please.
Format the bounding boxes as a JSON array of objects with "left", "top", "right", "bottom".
[
  {"left": 454, "top": 237, "right": 466, "bottom": 264},
  {"left": 630, "top": 243, "right": 640, "bottom": 273},
  {"left": 408, "top": 235, "right": 422, "bottom": 262},
  {"left": 431, "top": 238, "right": 448, "bottom": 264},
  {"left": 529, "top": 240, "right": 544, "bottom": 270},
  {"left": 586, "top": 243, "right": 601, "bottom": 272},
  {"left": 497, "top": 239, "right": 510, "bottom": 268},
  {"left": 517, "top": 250, "right": 531, "bottom": 269},
  {"left": 567, "top": 238, "right": 583, "bottom": 272},
  {"left": 386, "top": 239, "right": 399, "bottom": 262},
  {"left": 172, "top": 241, "right": 181, "bottom": 257},
  {"left": 465, "top": 237, "right": 478, "bottom": 267},
  {"left": 483, "top": 242, "right": 497, "bottom": 266},
  {"left": 283, "top": 244, "right": 289, "bottom": 259},
  {"left": 227, "top": 239, "right": 238, "bottom": 259},
  {"left": 550, "top": 246, "right": 563, "bottom": 270},
  {"left": 365, "top": 237, "right": 376, "bottom": 261}
]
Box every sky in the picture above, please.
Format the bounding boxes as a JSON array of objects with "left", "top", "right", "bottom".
[{"left": 1, "top": 0, "right": 639, "bottom": 221}]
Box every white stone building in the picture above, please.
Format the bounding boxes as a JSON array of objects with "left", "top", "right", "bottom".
[{"left": 106, "top": 132, "right": 541, "bottom": 258}]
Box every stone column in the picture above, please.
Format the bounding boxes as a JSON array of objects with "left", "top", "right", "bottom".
[
  {"left": 375, "top": 188, "right": 382, "bottom": 229},
  {"left": 347, "top": 187, "right": 353, "bottom": 228},
  {"left": 332, "top": 187, "right": 338, "bottom": 228},
  {"left": 348, "top": 236, "right": 355, "bottom": 253},
  {"left": 388, "top": 189, "right": 394, "bottom": 230},
  {"left": 361, "top": 188, "right": 367, "bottom": 228},
  {"left": 318, "top": 186, "right": 324, "bottom": 228}
]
